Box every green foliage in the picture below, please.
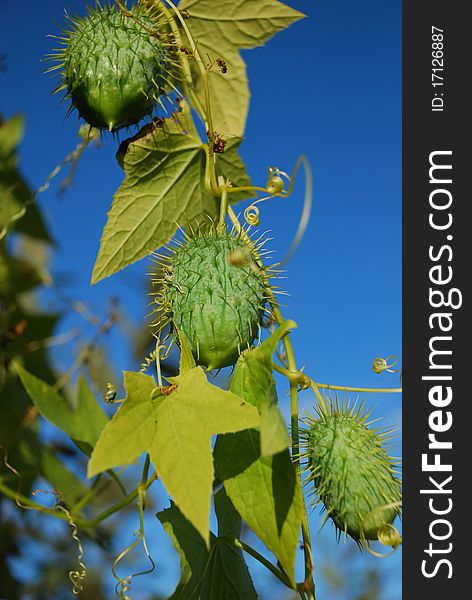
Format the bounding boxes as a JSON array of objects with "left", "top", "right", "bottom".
[
  {"left": 88, "top": 367, "right": 260, "bottom": 543},
  {"left": 92, "top": 101, "right": 251, "bottom": 283},
  {"left": 177, "top": 328, "right": 196, "bottom": 374},
  {"left": 55, "top": 4, "right": 171, "bottom": 130},
  {"left": 157, "top": 231, "right": 266, "bottom": 369},
  {"left": 215, "top": 430, "right": 303, "bottom": 586},
  {"left": 40, "top": 446, "right": 88, "bottom": 506},
  {"left": 179, "top": 0, "right": 305, "bottom": 136},
  {"left": 157, "top": 488, "right": 257, "bottom": 599},
  {"left": 17, "top": 367, "right": 108, "bottom": 456},
  {"left": 301, "top": 401, "right": 402, "bottom": 546},
  {"left": 1, "top": 2, "right": 402, "bottom": 598},
  {"left": 0, "top": 114, "right": 50, "bottom": 240},
  {"left": 231, "top": 321, "right": 294, "bottom": 456},
  {"left": 0, "top": 254, "right": 42, "bottom": 299}
]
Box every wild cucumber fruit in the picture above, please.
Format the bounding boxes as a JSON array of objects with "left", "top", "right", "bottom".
[
  {"left": 301, "top": 400, "right": 402, "bottom": 549},
  {"left": 50, "top": 4, "right": 172, "bottom": 131},
  {"left": 152, "top": 231, "right": 267, "bottom": 370}
]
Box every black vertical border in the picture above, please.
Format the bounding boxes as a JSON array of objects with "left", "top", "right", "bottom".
[{"left": 403, "top": 1, "right": 467, "bottom": 597}]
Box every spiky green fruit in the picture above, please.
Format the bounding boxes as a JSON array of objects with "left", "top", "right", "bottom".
[
  {"left": 52, "top": 4, "right": 172, "bottom": 131},
  {"left": 302, "top": 401, "right": 402, "bottom": 548},
  {"left": 153, "top": 232, "right": 267, "bottom": 370}
]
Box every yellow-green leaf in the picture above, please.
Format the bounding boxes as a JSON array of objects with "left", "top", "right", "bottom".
[
  {"left": 17, "top": 367, "right": 108, "bottom": 455},
  {"left": 157, "top": 491, "right": 257, "bottom": 599},
  {"left": 179, "top": 0, "right": 305, "bottom": 136},
  {"left": 40, "top": 447, "right": 88, "bottom": 507},
  {"left": 87, "top": 371, "right": 158, "bottom": 472},
  {"left": 91, "top": 102, "right": 251, "bottom": 283},
  {"left": 214, "top": 429, "right": 302, "bottom": 586},
  {"left": 177, "top": 328, "right": 196, "bottom": 374},
  {"left": 231, "top": 321, "right": 295, "bottom": 456},
  {"left": 89, "top": 367, "right": 260, "bottom": 544}
]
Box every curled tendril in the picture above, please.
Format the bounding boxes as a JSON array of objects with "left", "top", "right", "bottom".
[
  {"left": 0, "top": 446, "right": 54, "bottom": 513},
  {"left": 360, "top": 501, "right": 402, "bottom": 558},
  {"left": 372, "top": 355, "right": 400, "bottom": 375},
  {"left": 266, "top": 166, "right": 291, "bottom": 196},
  {"left": 140, "top": 333, "right": 174, "bottom": 379},
  {"left": 378, "top": 523, "right": 402, "bottom": 549},
  {"left": 242, "top": 166, "right": 291, "bottom": 227},
  {"left": 140, "top": 348, "right": 159, "bottom": 373},
  {"left": 30, "top": 491, "right": 87, "bottom": 594},
  {"left": 244, "top": 203, "right": 261, "bottom": 226},
  {"left": 115, "top": 574, "right": 132, "bottom": 600},
  {"left": 112, "top": 530, "right": 156, "bottom": 600},
  {"left": 56, "top": 505, "right": 87, "bottom": 595},
  {"left": 241, "top": 157, "right": 312, "bottom": 267},
  {"left": 1, "top": 445, "right": 23, "bottom": 507},
  {"left": 0, "top": 452, "right": 88, "bottom": 596},
  {"left": 103, "top": 382, "right": 118, "bottom": 403},
  {"left": 154, "top": 293, "right": 173, "bottom": 314}
]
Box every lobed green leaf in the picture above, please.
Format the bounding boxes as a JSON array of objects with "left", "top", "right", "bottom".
[
  {"left": 179, "top": 0, "right": 305, "bottom": 136},
  {"left": 157, "top": 491, "right": 256, "bottom": 599},
  {"left": 91, "top": 102, "right": 250, "bottom": 283},
  {"left": 231, "top": 321, "right": 296, "bottom": 456},
  {"left": 17, "top": 367, "right": 108, "bottom": 455},
  {"left": 40, "top": 447, "right": 88, "bottom": 507},
  {"left": 89, "top": 367, "right": 260, "bottom": 544},
  {"left": 214, "top": 429, "right": 302, "bottom": 586}
]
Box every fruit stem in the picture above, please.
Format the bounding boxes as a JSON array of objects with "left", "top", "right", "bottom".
[{"left": 227, "top": 205, "right": 315, "bottom": 596}]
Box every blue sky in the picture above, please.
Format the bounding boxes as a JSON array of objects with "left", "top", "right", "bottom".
[{"left": 1, "top": 0, "right": 402, "bottom": 598}]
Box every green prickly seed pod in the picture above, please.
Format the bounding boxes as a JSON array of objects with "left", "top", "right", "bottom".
[
  {"left": 153, "top": 232, "right": 267, "bottom": 370},
  {"left": 52, "top": 4, "right": 172, "bottom": 131},
  {"left": 302, "top": 401, "right": 402, "bottom": 549}
]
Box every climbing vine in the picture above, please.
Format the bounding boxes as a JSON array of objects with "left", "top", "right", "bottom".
[{"left": 0, "top": 1, "right": 402, "bottom": 598}]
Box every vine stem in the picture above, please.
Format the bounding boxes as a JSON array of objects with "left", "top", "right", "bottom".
[
  {"left": 70, "top": 467, "right": 129, "bottom": 515},
  {"left": 154, "top": 337, "right": 164, "bottom": 387},
  {"left": 227, "top": 206, "right": 315, "bottom": 597},
  {"left": 314, "top": 382, "right": 402, "bottom": 394},
  {"left": 0, "top": 481, "right": 87, "bottom": 527},
  {"left": 71, "top": 474, "right": 104, "bottom": 514},
  {"left": 156, "top": 0, "right": 206, "bottom": 118},
  {"left": 217, "top": 177, "right": 229, "bottom": 231},
  {"left": 162, "top": 0, "right": 219, "bottom": 192},
  {"left": 271, "top": 364, "right": 402, "bottom": 395},
  {"left": 228, "top": 537, "right": 292, "bottom": 589},
  {"left": 86, "top": 472, "right": 157, "bottom": 529},
  {"left": 226, "top": 185, "right": 269, "bottom": 195},
  {"left": 139, "top": 455, "right": 151, "bottom": 521},
  {"left": 0, "top": 473, "right": 158, "bottom": 530}
]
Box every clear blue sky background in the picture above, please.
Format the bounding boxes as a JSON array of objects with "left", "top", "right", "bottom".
[{"left": 1, "top": 0, "right": 402, "bottom": 598}]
